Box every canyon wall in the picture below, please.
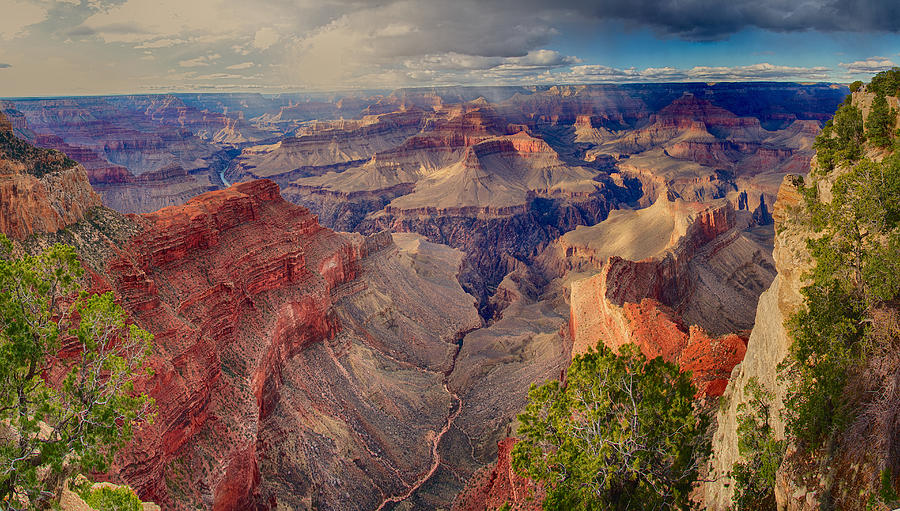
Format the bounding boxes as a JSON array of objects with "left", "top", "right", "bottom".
[
  {"left": 0, "top": 111, "right": 101, "bottom": 239},
  {"left": 14, "top": 177, "right": 483, "bottom": 510}
]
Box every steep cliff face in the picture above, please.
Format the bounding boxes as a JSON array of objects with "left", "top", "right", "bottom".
[
  {"left": 560, "top": 199, "right": 774, "bottom": 396},
  {"left": 703, "top": 175, "right": 810, "bottom": 508},
  {"left": 0, "top": 111, "right": 101, "bottom": 239},
  {"left": 11, "top": 175, "right": 483, "bottom": 510}
]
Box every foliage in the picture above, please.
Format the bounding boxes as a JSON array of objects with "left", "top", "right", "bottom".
[
  {"left": 0, "top": 234, "right": 154, "bottom": 509},
  {"left": 866, "top": 93, "right": 895, "bottom": 148},
  {"left": 868, "top": 67, "right": 900, "bottom": 98},
  {"left": 79, "top": 485, "right": 143, "bottom": 511},
  {"left": 785, "top": 106, "right": 900, "bottom": 452},
  {"left": 511, "top": 343, "right": 708, "bottom": 511},
  {"left": 813, "top": 103, "right": 864, "bottom": 173},
  {"left": 731, "top": 378, "right": 785, "bottom": 511},
  {"left": 0, "top": 131, "right": 78, "bottom": 178},
  {"left": 849, "top": 81, "right": 864, "bottom": 93}
]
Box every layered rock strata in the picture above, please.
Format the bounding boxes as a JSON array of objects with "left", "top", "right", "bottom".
[
  {"left": 14, "top": 178, "right": 483, "bottom": 510},
  {"left": 558, "top": 198, "right": 775, "bottom": 396},
  {"left": 0, "top": 111, "right": 101, "bottom": 239}
]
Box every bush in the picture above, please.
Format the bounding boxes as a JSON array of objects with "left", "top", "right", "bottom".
[
  {"left": 511, "top": 343, "right": 708, "bottom": 511},
  {"left": 813, "top": 103, "right": 864, "bottom": 173},
  {"left": 0, "top": 235, "right": 155, "bottom": 508},
  {"left": 868, "top": 67, "right": 900, "bottom": 98},
  {"left": 866, "top": 93, "right": 895, "bottom": 148},
  {"left": 786, "top": 116, "right": 900, "bottom": 452},
  {"left": 849, "top": 81, "right": 864, "bottom": 93},
  {"left": 80, "top": 486, "right": 143, "bottom": 511}
]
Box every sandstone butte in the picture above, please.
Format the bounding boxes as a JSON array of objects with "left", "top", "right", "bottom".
[
  {"left": 452, "top": 195, "right": 777, "bottom": 510},
  {"left": 555, "top": 197, "right": 770, "bottom": 397}
]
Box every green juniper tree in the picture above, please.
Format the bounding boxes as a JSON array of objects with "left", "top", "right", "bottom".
[
  {"left": 511, "top": 343, "right": 708, "bottom": 511},
  {"left": 0, "top": 234, "right": 154, "bottom": 510},
  {"left": 731, "top": 378, "right": 785, "bottom": 511},
  {"left": 866, "top": 93, "right": 895, "bottom": 148}
]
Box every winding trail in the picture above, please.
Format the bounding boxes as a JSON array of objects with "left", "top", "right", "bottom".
[{"left": 375, "top": 339, "right": 468, "bottom": 511}]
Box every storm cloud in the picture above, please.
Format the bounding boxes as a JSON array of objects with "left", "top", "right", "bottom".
[
  {"left": 0, "top": 0, "right": 898, "bottom": 94},
  {"left": 509, "top": 0, "right": 900, "bottom": 41}
]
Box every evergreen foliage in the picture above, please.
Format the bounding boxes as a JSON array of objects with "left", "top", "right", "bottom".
[
  {"left": 813, "top": 102, "right": 864, "bottom": 173},
  {"left": 0, "top": 234, "right": 154, "bottom": 509},
  {"left": 866, "top": 93, "right": 895, "bottom": 148},
  {"left": 731, "top": 378, "right": 785, "bottom": 511},
  {"left": 868, "top": 67, "right": 900, "bottom": 98},
  {"left": 511, "top": 343, "right": 708, "bottom": 511},
  {"left": 785, "top": 153, "right": 900, "bottom": 450},
  {"left": 79, "top": 486, "right": 143, "bottom": 511}
]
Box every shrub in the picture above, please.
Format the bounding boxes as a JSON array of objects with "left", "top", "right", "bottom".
[
  {"left": 80, "top": 486, "right": 143, "bottom": 511},
  {"left": 866, "top": 93, "right": 895, "bottom": 148},
  {"left": 731, "top": 378, "right": 785, "bottom": 511},
  {"left": 0, "top": 235, "right": 155, "bottom": 508},
  {"left": 511, "top": 343, "right": 708, "bottom": 511}
]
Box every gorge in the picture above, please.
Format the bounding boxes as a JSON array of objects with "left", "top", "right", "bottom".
[{"left": 0, "top": 79, "right": 863, "bottom": 510}]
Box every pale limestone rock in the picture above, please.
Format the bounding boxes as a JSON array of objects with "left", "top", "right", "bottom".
[{"left": 704, "top": 175, "right": 811, "bottom": 509}]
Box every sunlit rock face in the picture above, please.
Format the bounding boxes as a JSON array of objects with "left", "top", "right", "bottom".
[
  {"left": 0, "top": 110, "right": 101, "bottom": 240},
  {"left": 1, "top": 83, "right": 848, "bottom": 510}
]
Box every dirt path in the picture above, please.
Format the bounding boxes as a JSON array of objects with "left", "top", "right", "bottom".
[{"left": 375, "top": 341, "right": 466, "bottom": 511}]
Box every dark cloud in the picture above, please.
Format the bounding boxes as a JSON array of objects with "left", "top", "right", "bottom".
[{"left": 503, "top": 0, "right": 900, "bottom": 40}]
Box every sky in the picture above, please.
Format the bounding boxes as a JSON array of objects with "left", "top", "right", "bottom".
[{"left": 1, "top": 0, "right": 899, "bottom": 96}]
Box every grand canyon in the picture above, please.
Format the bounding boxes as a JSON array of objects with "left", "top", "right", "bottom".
[
  {"left": 0, "top": 80, "right": 852, "bottom": 509},
  {"left": 3, "top": 1, "right": 900, "bottom": 510}
]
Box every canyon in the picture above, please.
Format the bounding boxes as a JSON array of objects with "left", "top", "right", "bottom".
[{"left": 0, "top": 81, "right": 848, "bottom": 510}]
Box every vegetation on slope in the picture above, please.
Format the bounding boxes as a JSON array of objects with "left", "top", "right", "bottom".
[
  {"left": 511, "top": 343, "right": 709, "bottom": 511},
  {"left": 733, "top": 68, "right": 900, "bottom": 510},
  {"left": 0, "top": 234, "right": 155, "bottom": 509},
  {"left": 0, "top": 131, "right": 78, "bottom": 178}
]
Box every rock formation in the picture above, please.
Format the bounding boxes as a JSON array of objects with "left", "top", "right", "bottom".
[
  {"left": 555, "top": 198, "right": 775, "bottom": 396},
  {"left": 703, "top": 175, "right": 809, "bottom": 508},
  {"left": 451, "top": 438, "right": 543, "bottom": 511},
  {"left": 0, "top": 111, "right": 101, "bottom": 239},
  {"left": 11, "top": 173, "right": 484, "bottom": 509}
]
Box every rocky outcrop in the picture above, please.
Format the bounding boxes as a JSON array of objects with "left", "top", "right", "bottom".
[
  {"left": 704, "top": 175, "right": 810, "bottom": 508},
  {"left": 0, "top": 112, "right": 101, "bottom": 239},
  {"left": 452, "top": 438, "right": 543, "bottom": 511},
  {"left": 562, "top": 199, "right": 773, "bottom": 396},
  {"left": 12, "top": 175, "right": 483, "bottom": 510}
]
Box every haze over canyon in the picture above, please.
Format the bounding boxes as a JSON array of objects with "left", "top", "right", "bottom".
[
  {"left": 3, "top": 0, "right": 900, "bottom": 509},
  {"left": 0, "top": 81, "right": 852, "bottom": 509}
]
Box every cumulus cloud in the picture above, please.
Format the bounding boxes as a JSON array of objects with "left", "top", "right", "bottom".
[
  {"left": 541, "top": 62, "right": 833, "bottom": 84},
  {"left": 225, "top": 62, "right": 255, "bottom": 70},
  {"left": 252, "top": 27, "right": 279, "bottom": 50},
  {"left": 0, "top": 0, "right": 48, "bottom": 40},
  {"left": 839, "top": 56, "right": 897, "bottom": 74}
]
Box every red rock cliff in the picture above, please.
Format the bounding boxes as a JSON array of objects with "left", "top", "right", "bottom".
[
  {"left": 0, "top": 111, "right": 101, "bottom": 239},
  {"left": 88, "top": 179, "right": 364, "bottom": 509}
]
